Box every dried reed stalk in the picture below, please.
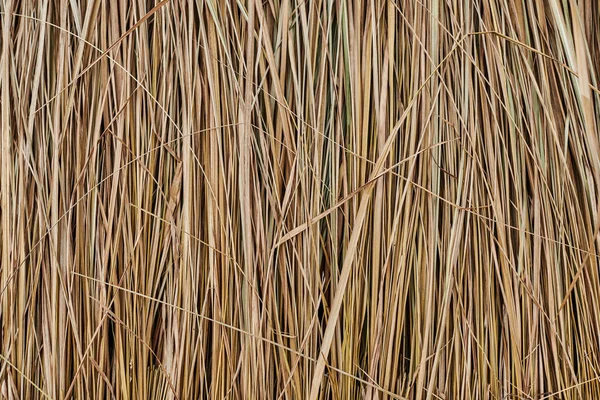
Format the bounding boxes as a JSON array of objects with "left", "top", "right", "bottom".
[{"left": 1, "top": 0, "right": 600, "bottom": 398}]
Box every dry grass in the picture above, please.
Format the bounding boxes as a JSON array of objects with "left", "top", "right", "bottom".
[{"left": 1, "top": 0, "right": 600, "bottom": 399}]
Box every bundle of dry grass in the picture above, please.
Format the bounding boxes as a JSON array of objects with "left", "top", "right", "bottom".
[{"left": 1, "top": 0, "right": 600, "bottom": 398}]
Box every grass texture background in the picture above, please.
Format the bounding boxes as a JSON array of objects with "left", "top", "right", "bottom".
[{"left": 1, "top": 0, "right": 600, "bottom": 398}]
